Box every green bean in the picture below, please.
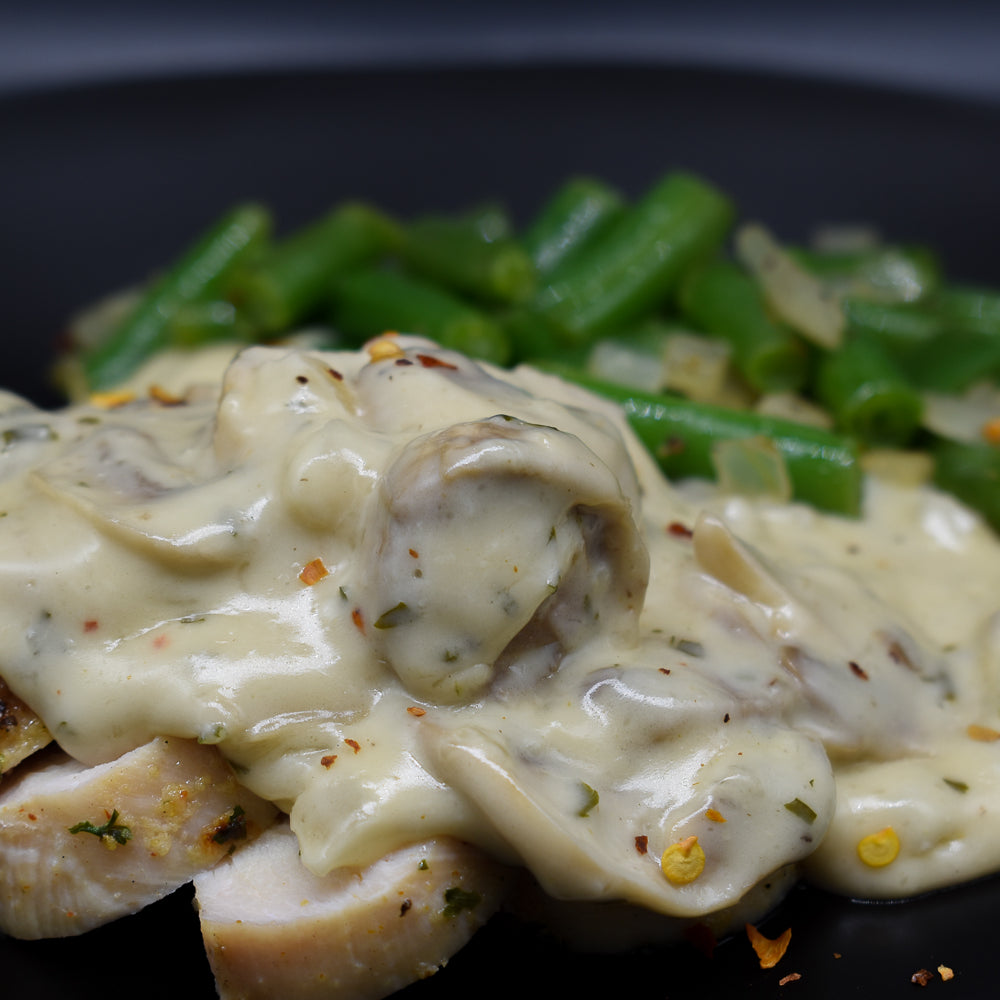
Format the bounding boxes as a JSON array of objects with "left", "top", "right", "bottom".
[
  {"left": 534, "top": 171, "right": 735, "bottom": 346},
  {"left": 814, "top": 335, "right": 923, "bottom": 446},
  {"left": 332, "top": 268, "right": 510, "bottom": 365},
  {"left": 521, "top": 176, "right": 625, "bottom": 275},
  {"left": 230, "top": 203, "right": 401, "bottom": 334},
  {"left": 936, "top": 285, "right": 1000, "bottom": 336},
  {"left": 401, "top": 205, "right": 536, "bottom": 305},
  {"left": 791, "top": 244, "right": 940, "bottom": 303},
  {"left": 550, "top": 371, "right": 862, "bottom": 516},
  {"left": 841, "top": 296, "right": 943, "bottom": 350},
  {"left": 166, "top": 301, "right": 254, "bottom": 347},
  {"left": 932, "top": 438, "right": 1000, "bottom": 533},
  {"left": 678, "top": 258, "right": 809, "bottom": 393},
  {"left": 897, "top": 331, "right": 1000, "bottom": 393},
  {"left": 83, "top": 203, "right": 272, "bottom": 389}
]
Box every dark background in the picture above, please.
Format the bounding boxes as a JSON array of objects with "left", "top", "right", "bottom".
[{"left": 2, "top": 0, "right": 1000, "bottom": 103}]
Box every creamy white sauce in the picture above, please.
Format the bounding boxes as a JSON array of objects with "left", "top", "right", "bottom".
[{"left": 2, "top": 336, "right": 999, "bottom": 917}]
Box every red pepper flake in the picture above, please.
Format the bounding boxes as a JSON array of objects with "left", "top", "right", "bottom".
[
  {"left": 657, "top": 435, "right": 686, "bottom": 459},
  {"left": 659, "top": 667, "right": 671, "bottom": 675},
  {"left": 408, "top": 548, "right": 419, "bottom": 559},
  {"left": 746, "top": 923, "right": 792, "bottom": 969},
  {"left": 351, "top": 608, "right": 365, "bottom": 634},
  {"left": 153, "top": 634, "right": 170, "bottom": 650},
  {"left": 394, "top": 358, "right": 414, "bottom": 366},
  {"left": 416, "top": 353, "right": 458, "bottom": 370},
  {"left": 320, "top": 754, "right": 338, "bottom": 768},
  {"left": 327, "top": 367, "right": 344, "bottom": 382},
  {"left": 28, "top": 813, "right": 37, "bottom": 821},
  {"left": 634, "top": 835, "right": 649, "bottom": 855},
  {"left": 683, "top": 922, "right": 717, "bottom": 958},
  {"left": 886, "top": 638, "right": 916, "bottom": 670},
  {"left": 83, "top": 619, "right": 99, "bottom": 633},
  {"left": 910, "top": 969, "right": 934, "bottom": 987},
  {"left": 345, "top": 738, "right": 361, "bottom": 753},
  {"left": 406, "top": 706, "right": 426, "bottom": 717},
  {"left": 299, "top": 558, "right": 329, "bottom": 586},
  {"left": 666, "top": 521, "right": 693, "bottom": 539},
  {"left": 848, "top": 660, "right": 869, "bottom": 680},
  {"left": 779, "top": 973, "right": 802, "bottom": 986}
]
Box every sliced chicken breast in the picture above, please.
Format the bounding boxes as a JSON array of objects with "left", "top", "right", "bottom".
[
  {"left": 195, "top": 822, "right": 512, "bottom": 1000},
  {"left": 0, "top": 676, "right": 51, "bottom": 776},
  {"left": 0, "top": 736, "right": 277, "bottom": 938}
]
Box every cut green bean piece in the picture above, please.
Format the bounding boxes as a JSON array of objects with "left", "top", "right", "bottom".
[
  {"left": 932, "top": 438, "right": 1000, "bottom": 533},
  {"left": 552, "top": 371, "right": 862, "bottom": 516},
  {"left": 679, "top": 259, "right": 809, "bottom": 393},
  {"left": 535, "top": 171, "right": 735, "bottom": 346},
  {"left": 230, "top": 203, "right": 401, "bottom": 334},
  {"left": 332, "top": 268, "right": 510, "bottom": 365},
  {"left": 791, "top": 244, "right": 941, "bottom": 303},
  {"left": 166, "top": 301, "right": 255, "bottom": 347},
  {"left": 937, "top": 285, "right": 1000, "bottom": 337},
  {"left": 815, "top": 335, "right": 923, "bottom": 446},
  {"left": 522, "top": 176, "right": 625, "bottom": 275},
  {"left": 898, "top": 331, "right": 1000, "bottom": 393},
  {"left": 83, "top": 204, "right": 272, "bottom": 389},
  {"left": 401, "top": 206, "right": 536, "bottom": 305},
  {"left": 841, "top": 296, "right": 943, "bottom": 350}
]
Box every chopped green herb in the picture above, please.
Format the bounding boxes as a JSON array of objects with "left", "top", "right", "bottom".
[
  {"left": 2, "top": 424, "right": 57, "bottom": 450},
  {"left": 577, "top": 781, "right": 600, "bottom": 817},
  {"left": 783, "top": 797, "right": 818, "bottom": 824},
  {"left": 373, "top": 601, "right": 417, "bottom": 629},
  {"left": 442, "top": 886, "right": 482, "bottom": 918},
  {"left": 68, "top": 809, "right": 133, "bottom": 846},
  {"left": 943, "top": 777, "right": 969, "bottom": 793},
  {"left": 418, "top": 859, "right": 429, "bottom": 871},
  {"left": 211, "top": 805, "right": 247, "bottom": 845},
  {"left": 669, "top": 636, "right": 705, "bottom": 657},
  {"left": 198, "top": 722, "right": 227, "bottom": 745}
]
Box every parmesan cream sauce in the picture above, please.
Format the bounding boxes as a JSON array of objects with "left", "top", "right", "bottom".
[{"left": 2, "top": 337, "right": 999, "bottom": 917}]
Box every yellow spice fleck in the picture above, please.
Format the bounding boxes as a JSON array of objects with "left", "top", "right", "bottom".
[
  {"left": 857, "top": 826, "right": 900, "bottom": 868},
  {"left": 705, "top": 808, "right": 726, "bottom": 823},
  {"left": 367, "top": 335, "right": 404, "bottom": 361},
  {"left": 661, "top": 835, "right": 706, "bottom": 885},
  {"left": 89, "top": 389, "right": 137, "bottom": 409}
]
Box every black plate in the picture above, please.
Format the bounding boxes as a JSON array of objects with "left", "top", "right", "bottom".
[{"left": 1, "top": 65, "right": 999, "bottom": 998}]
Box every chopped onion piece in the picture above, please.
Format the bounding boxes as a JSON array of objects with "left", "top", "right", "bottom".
[
  {"left": 736, "top": 223, "right": 845, "bottom": 349},
  {"left": 754, "top": 392, "right": 834, "bottom": 430},
  {"left": 922, "top": 381, "right": 1000, "bottom": 444},
  {"left": 662, "top": 332, "right": 731, "bottom": 403},
  {"left": 861, "top": 448, "right": 934, "bottom": 487},
  {"left": 809, "top": 224, "right": 881, "bottom": 254},
  {"left": 711, "top": 435, "right": 791, "bottom": 502},
  {"left": 587, "top": 339, "right": 666, "bottom": 393}
]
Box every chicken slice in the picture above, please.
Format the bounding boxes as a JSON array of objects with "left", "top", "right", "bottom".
[
  {"left": 0, "top": 736, "right": 277, "bottom": 938},
  {"left": 0, "top": 676, "right": 51, "bottom": 776},
  {"left": 195, "top": 822, "right": 512, "bottom": 1000}
]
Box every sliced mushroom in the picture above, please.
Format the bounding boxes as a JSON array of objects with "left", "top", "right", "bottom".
[
  {"left": 0, "top": 737, "right": 277, "bottom": 938},
  {"left": 195, "top": 822, "right": 512, "bottom": 1000}
]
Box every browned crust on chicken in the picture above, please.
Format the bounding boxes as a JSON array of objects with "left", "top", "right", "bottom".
[{"left": 0, "top": 675, "right": 51, "bottom": 777}]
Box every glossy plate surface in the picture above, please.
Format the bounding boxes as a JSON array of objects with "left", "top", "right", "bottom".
[{"left": 1, "top": 65, "right": 998, "bottom": 998}]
